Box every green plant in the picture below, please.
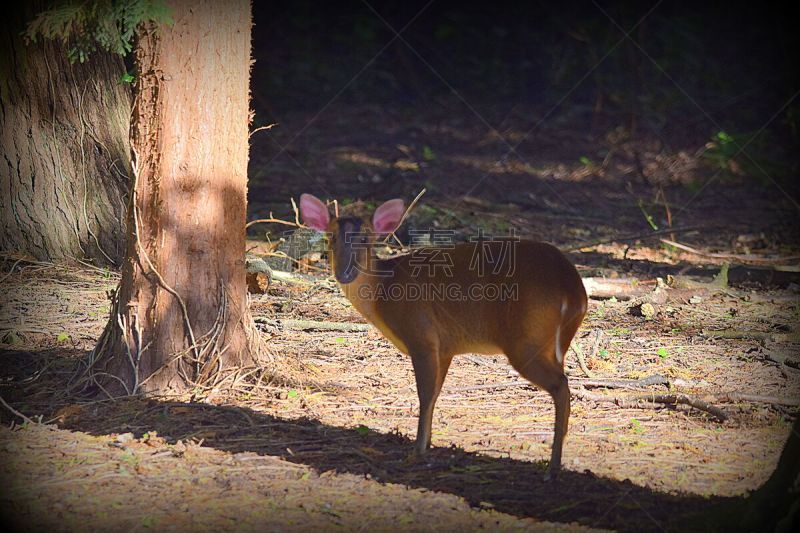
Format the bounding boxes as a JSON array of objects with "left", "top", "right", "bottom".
[
  {"left": 702, "top": 130, "right": 739, "bottom": 176},
  {"left": 637, "top": 199, "right": 658, "bottom": 231},
  {"left": 701, "top": 130, "right": 789, "bottom": 184},
  {"left": 25, "top": 0, "right": 173, "bottom": 63}
]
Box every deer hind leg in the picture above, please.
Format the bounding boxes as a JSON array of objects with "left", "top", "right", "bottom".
[{"left": 507, "top": 340, "right": 571, "bottom": 480}]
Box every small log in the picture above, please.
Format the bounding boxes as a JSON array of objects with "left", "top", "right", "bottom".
[{"left": 582, "top": 277, "right": 652, "bottom": 300}]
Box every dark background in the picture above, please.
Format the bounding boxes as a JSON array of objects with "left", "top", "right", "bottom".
[{"left": 251, "top": 0, "right": 798, "bottom": 152}]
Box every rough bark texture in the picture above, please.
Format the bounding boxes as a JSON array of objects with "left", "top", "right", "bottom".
[
  {"left": 88, "top": 0, "right": 258, "bottom": 395},
  {"left": 0, "top": 6, "right": 130, "bottom": 265},
  {"left": 736, "top": 416, "right": 800, "bottom": 531}
]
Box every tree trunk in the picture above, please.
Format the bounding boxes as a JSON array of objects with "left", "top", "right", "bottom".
[
  {"left": 0, "top": 6, "right": 130, "bottom": 266},
  {"left": 736, "top": 417, "right": 800, "bottom": 531},
  {"left": 84, "top": 0, "right": 260, "bottom": 395}
]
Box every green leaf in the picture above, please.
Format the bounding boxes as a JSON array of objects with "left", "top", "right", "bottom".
[
  {"left": 716, "top": 130, "right": 733, "bottom": 144},
  {"left": 120, "top": 72, "right": 134, "bottom": 84},
  {"left": 287, "top": 390, "right": 298, "bottom": 398},
  {"left": 579, "top": 155, "right": 592, "bottom": 166},
  {"left": 599, "top": 349, "right": 609, "bottom": 359},
  {"left": 657, "top": 347, "right": 669, "bottom": 358},
  {"left": 355, "top": 424, "right": 369, "bottom": 436},
  {"left": 57, "top": 332, "right": 70, "bottom": 343},
  {"left": 1, "top": 330, "right": 20, "bottom": 345},
  {"left": 334, "top": 337, "right": 345, "bottom": 343},
  {"left": 422, "top": 145, "right": 436, "bottom": 161}
]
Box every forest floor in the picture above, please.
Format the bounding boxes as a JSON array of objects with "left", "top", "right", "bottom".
[{"left": 2, "top": 100, "right": 799, "bottom": 531}]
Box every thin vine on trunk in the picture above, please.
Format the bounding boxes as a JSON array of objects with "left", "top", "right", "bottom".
[{"left": 75, "top": 0, "right": 264, "bottom": 397}]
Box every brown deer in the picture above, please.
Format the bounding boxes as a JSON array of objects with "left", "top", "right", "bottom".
[{"left": 300, "top": 194, "right": 587, "bottom": 478}]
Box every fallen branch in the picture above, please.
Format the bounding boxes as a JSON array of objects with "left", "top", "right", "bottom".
[
  {"left": 447, "top": 380, "right": 530, "bottom": 393},
  {"left": 570, "top": 330, "right": 601, "bottom": 378},
  {"left": 571, "top": 374, "right": 671, "bottom": 390},
  {"left": 574, "top": 389, "right": 728, "bottom": 422},
  {"left": 447, "top": 379, "right": 796, "bottom": 414},
  {"left": 254, "top": 317, "right": 370, "bottom": 332},
  {"left": 451, "top": 374, "right": 672, "bottom": 394},
  {"left": 582, "top": 277, "right": 653, "bottom": 300},
  {"left": 566, "top": 226, "right": 703, "bottom": 252},
  {"left": 718, "top": 392, "right": 800, "bottom": 407},
  {"left": 0, "top": 395, "right": 35, "bottom": 425},
  {"left": 660, "top": 238, "right": 800, "bottom": 267},
  {"left": 703, "top": 329, "right": 800, "bottom": 343},
  {"left": 763, "top": 351, "right": 800, "bottom": 370}
]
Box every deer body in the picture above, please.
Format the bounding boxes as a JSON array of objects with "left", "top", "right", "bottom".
[{"left": 300, "top": 195, "right": 587, "bottom": 478}]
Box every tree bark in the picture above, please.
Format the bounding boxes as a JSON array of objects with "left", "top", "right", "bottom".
[
  {"left": 0, "top": 6, "right": 130, "bottom": 266},
  {"left": 736, "top": 416, "right": 800, "bottom": 531},
  {"left": 85, "top": 0, "right": 260, "bottom": 395}
]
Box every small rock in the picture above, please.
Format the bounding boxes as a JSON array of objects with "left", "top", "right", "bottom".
[{"left": 115, "top": 432, "right": 135, "bottom": 444}]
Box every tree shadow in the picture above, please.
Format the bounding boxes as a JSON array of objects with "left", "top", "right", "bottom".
[{"left": 54, "top": 395, "right": 737, "bottom": 532}]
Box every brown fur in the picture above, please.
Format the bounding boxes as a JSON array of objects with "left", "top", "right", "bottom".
[{"left": 324, "top": 216, "right": 587, "bottom": 478}]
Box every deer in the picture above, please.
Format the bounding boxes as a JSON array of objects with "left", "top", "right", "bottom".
[{"left": 299, "top": 194, "right": 588, "bottom": 479}]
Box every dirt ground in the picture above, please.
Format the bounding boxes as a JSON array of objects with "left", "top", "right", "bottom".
[{"left": 2, "top": 100, "right": 799, "bottom": 531}]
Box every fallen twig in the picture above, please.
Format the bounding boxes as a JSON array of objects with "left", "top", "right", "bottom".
[
  {"left": 0, "top": 395, "right": 35, "bottom": 425},
  {"left": 574, "top": 389, "right": 728, "bottom": 422},
  {"left": 254, "top": 317, "right": 371, "bottom": 332},
  {"left": 566, "top": 226, "right": 703, "bottom": 252},
  {"left": 660, "top": 238, "right": 800, "bottom": 267},
  {"left": 572, "top": 374, "right": 671, "bottom": 390},
  {"left": 447, "top": 380, "right": 530, "bottom": 393},
  {"left": 570, "top": 332, "right": 597, "bottom": 378},
  {"left": 717, "top": 392, "right": 800, "bottom": 407},
  {"left": 703, "top": 329, "right": 800, "bottom": 343}
]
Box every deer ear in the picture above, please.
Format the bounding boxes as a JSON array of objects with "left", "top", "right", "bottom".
[
  {"left": 372, "top": 198, "right": 405, "bottom": 234},
  {"left": 299, "top": 194, "right": 330, "bottom": 232}
]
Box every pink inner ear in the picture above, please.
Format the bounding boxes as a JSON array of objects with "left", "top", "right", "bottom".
[
  {"left": 372, "top": 198, "right": 405, "bottom": 234},
  {"left": 299, "top": 194, "right": 330, "bottom": 232}
]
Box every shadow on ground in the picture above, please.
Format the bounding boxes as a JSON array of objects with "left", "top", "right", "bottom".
[{"left": 44, "top": 393, "right": 737, "bottom": 532}]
